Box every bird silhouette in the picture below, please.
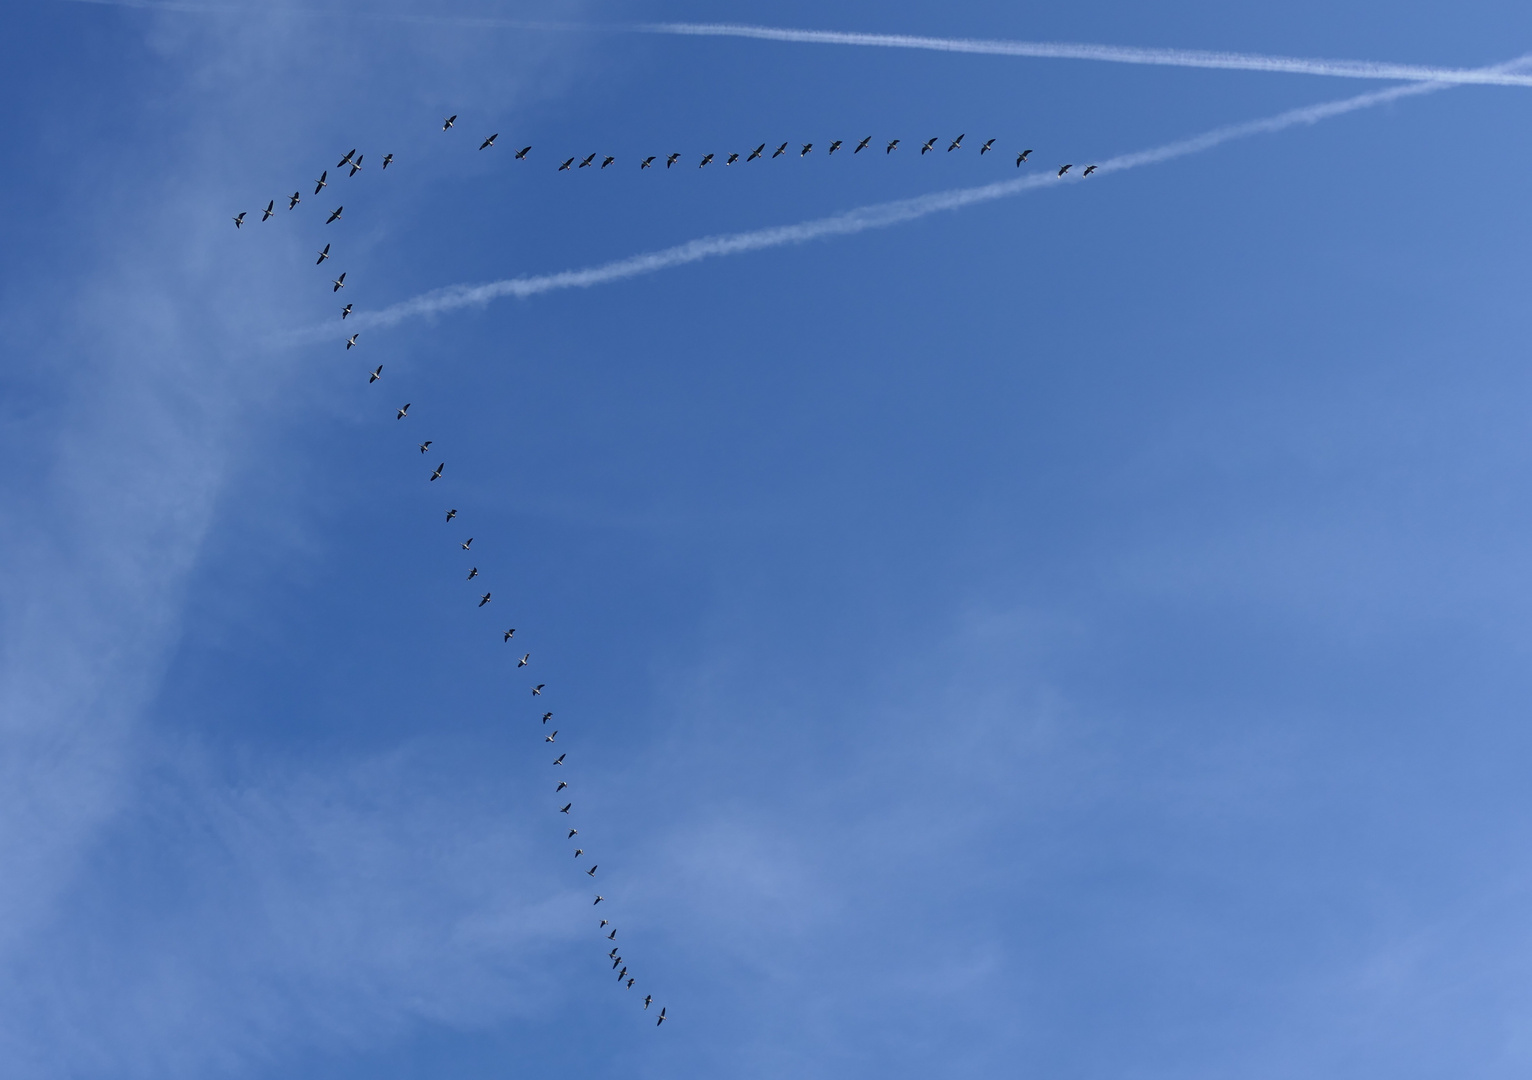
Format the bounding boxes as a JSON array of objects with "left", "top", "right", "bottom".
[
  {"left": 442, "top": 115, "right": 457, "bottom": 130},
  {"left": 478, "top": 592, "right": 491, "bottom": 606},
  {"left": 479, "top": 134, "right": 497, "bottom": 150},
  {"left": 368, "top": 365, "right": 382, "bottom": 383},
  {"left": 326, "top": 206, "right": 343, "bottom": 223},
  {"left": 261, "top": 200, "right": 274, "bottom": 221},
  {"left": 232, "top": 212, "right": 246, "bottom": 228},
  {"left": 855, "top": 136, "right": 872, "bottom": 153}
]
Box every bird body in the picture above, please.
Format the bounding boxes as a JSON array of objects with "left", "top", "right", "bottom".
[
  {"left": 545, "top": 731, "right": 556, "bottom": 742},
  {"left": 1058, "top": 164, "right": 1072, "bottom": 176},
  {"left": 382, "top": 153, "right": 394, "bottom": 168},
  {"left": 261, "top": 200, "right": 274, "bottom": 221},
  {"left": 1083, "top": 164, "right": 1098, "bottom": 176},
  {"left": 316, "top": 243, "right": 330, "bottom": 264},
  {"left": 518, "top": 653, "right": 529, "bottom": 667},
  {"left": 480, "top": 134, "right": 497, "bottom": 150},
  {"left": 570, "top": 829, "right": 579, "bottom": 839},
  {"left": 608, "top": 929, "right": 616, "bottom": 940},
  {"left": 431, "top": 463, "right": 445, "bottom": 481},
  {"left": 478, "top": 592, "right": 491, "bottom": 606},
  {"left": 725, "top": 153, "right": 738, "bottom": 165},
  {"left": 601, "top": 156, "right": 615, "bottom": 168},
  {"left": 346, "top": 333, "right": 358, "bottom": 350},
  {"left": 656, "top": 1008, "right": 666, "bottom": 1026},
  {"left": 886, "top": 139, "right": 900, "bottom": 153},
  {"left": 419, "top": 441, "right": 432, "bottom": 453},
  {"left": 532, "top": 684, "right": 545, "bottom": 695},
  {"left": 921, "top": 138, "right": 937, "bottom": 154},
  {"left": 461, "top": 538, "right": 472, "bottom": 550},
  {"left": 559, "top": 158, "right": 574, "bottom": 171},
  {"left": 644, "top": 995, "right": 652, "bottom": 1009},
  {"left": 855, "top": 136, "right": 871, "bottom": 153},
  {"left": 348, "top": 155, "right": 363, "bottom": 176},
  {"left": 341, "top": 303, "right": 352, "bottom": 318},
  {"left": 772, "top": 142, "right": 787, "bottom": 158},
  {"left": 466, "top": 568, "right": 478, "bottom": 580},
  {"left": 640, "top": 156, "right": 655, "bottom": 169},
  {"left": 326, "top": 206, "right": 343, "bottom": 223},
  {"left": 338, "top": 149, "right": 355, "bottom": 168},
  {"left": 699, "top": 153, "right": 713, "bottom": 168},
  {"left": 368, "top": 365, "right": 381, "bottom": 382},
  {"left": 747, "top": 143, "right": 765, "bottom": 161},
  {"left": 948, "top": 134, "right": 965, "bottom": 151},
  {"left": 666, "top": 153, "right": 680, "bottom": 168},
  {"left": 443, "top": 115, "right": 456, "bottom": 130},
  {"left": 627, "top": 978, "right": 635, "bottom": 988},
  {"left": 516, "top": 146, "right": 531, "bottom": 159},
  {"left": 800, "top": 143, "right": 812, "bottom": 156},
  {"left": 980, "top": 138, "right": 995, "bottom": 154},
  {"left": 332, "top": 272, "right": 346, "bottom": 291},
  {"left": 504, "top": 629, "right": 517, "bottom": 641},
  {"left": 553, "top": 753, "right": 565, "bottom": 765},
  {"left": 542, "top": 712, "right": 553, "bottom": 723},
  {"left": 828, "top": 140, "right": 842, "bottom": 154},
  {"left": 288, "top": 191, "right": 301, "bottom": 208},
  {"left": 314, "top": 171, "right": 327, "bottom": 194},
  {"left": 579, "top": 153, "right": 596, "bottom": 168},
  {"left": 232, "top": 212, "right": 245, "bottom": 228},
  {"left": 587, "top": 865, "right": 597, "bottom": 877},
  {"left": 445, "top": 509, "right": 457, "bottom": 522},
  {"left": 398, "top": 404, "right": 412, "bottom": 419}
]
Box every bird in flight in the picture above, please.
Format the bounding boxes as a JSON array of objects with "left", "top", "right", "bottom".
[
  {"left": 553, "top": 753, "right": 566, "bottom": 765},
  {"left": 666, "top": 152, "right": 680, "bottom": 168},
  {"left": 1016, "top": 149, "right": 1032, "bottom": 165},
  {"left": 558, "top": 158, "right": 574, "bottom": 171},
  {"left": 612, "top": 956, "right": 622, "bottom": 969},
  {"left": 570, "top": 829, "right": 579, "bottom": 839},
  {"left": 855, "top": 136, "right": 872, "bottom": 153},
  {"left": 478, "top": 592, "right": 491, "bottom": 606},
  {"left": 341, "top": 303, "right": 352, "bottom": 319},
  {"left": 346, "top": 333, "right": 359, "bottom": 350},
  {"left": 532, "top": 684, "right": 545, "bottom": 696},
  {"left": 800, "top": 143, "right": 812, "bottom": 156},
  {"left": 326, "top": 206, "right": 343, "bottom": 223},
  {"left": 772, "top": 142, "right": 788, "bottom": 158},
  {"left": 594, "top": 896, "right": 603, "bottom": 905},
  {"left": 725, "top": 153, "right": 738, "bottom": 165},
  {"left": 626, "top": 978, "right": 635, "bottom": 989},
  {"left": 314, "top": 171, "right": 327, "bottom": 194},
  {"left": 338, "top": 149, "right": 356, "bottom": 168},
  {"left": 920, "top": 137, "right": 938, "bottom": 154},
  {"left": 443, "top": 115, "right": 457, "bottom": 130},
  {"left": 617, "top": 967, "right": 627, "bottom": 981},
  {"left": 1058, "top": 164, "right": 1072, "bottom": 176},
  {"left": 348, "top": 154, "right": 363, "bottom": 176},
  {"left": 382, "top": 153, "right": 393, "bottom": 169},
  {"left": 316, "top": 243, "right": 331, "bottom": 264},
  {"left": 232, "top": 212, "right": 245, "bottom": 228},
  {"left": 609, "top": 947, "right": 618, "bottom": 959},
  {"left": 542, "top": 712, "right": 553, "bottom": 723},
  {"left": 1083, "top": 164, "right": 1098, "bottom": 176},
  {"left": 331, "top": 272, "right": 346, "bottom": 291},
  {"left": 699, "top": 153, "right": 713, "bottom": 168},
  {"left": 461, "top": 537, "right": 472, "bottom": 550},
  {"left": 607, "top": 928, "right": 616, "bottom": 940},
  {"left": 419, "top": 441, "right": 431, "bottom": 453},
  {"left": 480, "top": 134, "right": 497, "bottom": 150},
  {"left": 518, "top": 654, "right": 530, "bottom": 667},
  {"left": 545, "top": 730, "right": 557, "bottom": 743},
  {"left": 586, "top": 865, "right": 597, "bottom": 877},
  {"left": 579, "top": 153, "right": 597, "bottom": 168},
  {"left": 601, "top": 155, "right": 615, "bottom": 168},
  {"left": 431, "top": 464, "right": 446, "bottom": 483},
  {"left": 398, "top": 403, "right": 411, "bottom": 419},
  {"left": 948, "top": 134, "right": 965, "bottom": 151},
  {"left": 980, "top": 138, "right": 995, "bottom": 154},
  {"left": 828, "top": 140, "right": 842, "bottom": 154},
  {"left": 560, "top": 803, "right": 572, "bottom": 814},
  {"left": 504, "top": 628, "right": 516, "bottom": 641},
  {"left": 644, "top": 995, "right": 652, "bottom": 1010},
  {"left": 516, "top": 146, "right": 531, "bottom": 159},
  {"left": 747, "top": 143, "right": 765, "bottom": 161},
  {"left": 886, "top": 139, "right": 900, "bottom": 153},
  {"left": 261, "top": 200, "right": 274, "bottom": 221},
  {"left": 288, "top": 191, "right": 301, "bottom": 209},
  {"left": 368, "top": 365, "right": 382, "bottom": 382},
  {"left": 639, "top": 156, "right": 656, "bottom": 169},
  {"left": 466, "top": 567, "right": 478, "bottom": 580},
  {"left": 599, "top": 919, "right": 607, "bottom": 928},
  {"left": 656, "top": 1008, "right": 666, "bottom": 1027},
  {"left": 445, "top": 508, "right": 456, "bottom": 522}
]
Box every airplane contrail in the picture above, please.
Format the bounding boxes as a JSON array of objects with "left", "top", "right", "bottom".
[
  {"left": 54, "top": 0, "right": 1532, "bottom": 90},
  {"left": 335, "top": 60, "right": 1525, "bottom": 338}
]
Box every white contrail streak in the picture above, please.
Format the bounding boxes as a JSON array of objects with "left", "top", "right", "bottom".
[
  {"left": 337, "top": 66, "right": 1516, "bottom": 338},
  {"left": 53, "top": 0, "right": 1532, "bottom": 90},
  {"left": 641, "top": 22, "right": 1532, "bottom": 89}
]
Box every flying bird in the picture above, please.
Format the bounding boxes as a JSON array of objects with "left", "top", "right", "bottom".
[
  {"left": 666, "top": 152, "right": 680, "bottom": 168},
  {"left": 800, "top": 143, "right": 812, "bottom": 156},
  {"left": 341, "top": 303, "right": 352, "bottom": 318},
  {"left": 747, "top": 143, "right": 765, "bottom": 161},
  {"left": 515, "top": 146, "right": 531, "bottom": 159},
  {"left": 532, "top": 684, "right": 545, "bottom": 696},
  {"left": 332, "top": 272, "right": 346, "bottom": 291},
  {"left": 921, "top": 137, "right": 938, "bottom": 154},
  {"left": 639, "top": 156, "right": 655, "bottom": 169},
  {"left": 1016, "top": 149, "right": 1032, "bottom": 166},
  {"left": 288, "top": 191, "right": 301, "bottom": 209},
  {"left": 617, "top": 967, "right": 627, "bottom": 981},
  {"left": 382, "top": 153, "right": 393, "bottom": 169},
  {"left": 558, "top": 158, "right": 574, "bottom": 171},
  {"left": 1058, "top": 164, "right": 1072, "bottom": 176},
  {"left": 445, "top": 508, "right": 456, "bottom": 522},
  {"left": 461, "top": 537, "right": 472, "bottom": 550},
  {"left": 431, "top": 464, "right": 446, "bottom": 483},
  {"left": 545, "top": 730, "right": 557, "bottom": 742},
  {"left": 948, "top": 134, "right": 965, "bottom": 151},
  {"left": 466, "top": 567, "right": 478, "bottom": 580},
  {"left": 442, "top": 115, "right": 456, "bottom": 130},
  {"left": 478, "top": 592, "right": 491, "bottom": 606},
  {"left": 608, "top": 929, "right": 616, "bottom": 940},
  {"left": 326, "top": 206, "right": 343, "bottom": 223},
  {"left": 261, "top": 200, "right": 274, "bottom": 221},
  {"left": 314, "top": 171, "right": 327, "bottom": 194},
  {"left": 579, "top": 153, "right": 596, "bottom": 168},
  {"left": 337, "top": 149, "right": 356, "bottom": 168},
  {"left": 1083, "top": 164, "right": 1098, "bottom": 176},
  {"left": 518, "top": 654, "right": 529, "bottom": 667},
  {"left": 503, "top": 628, "right": 516, "bottom": 641},
  {"left": 644, "top": 995, "right": 652, "bottom": 1010},
  {"left": 609, "top": 948, "right": 618, "bottom": 958},
  {"left": 542, "top": 712, "right": 553, "bottom": 723},
  {"left": 855, "top": 136, "right": 871, "bottom": 153},
  {"left": 586, "top": 865, "right": 597, "bottom": 877},
  {"left": 316, "top": 243, "right": 330, "bottom": 264},
  {"left": 980, "top": 138, "right": 995, "bottom": 154},
  {"left": 347, "top": 334, "right": 358, "bottom": 349},
  {"left": 699, "top": 153, "right": 713, "bottom": 168},
  {"left": 772, "top": 142, "right": 788, "bottom": 158},
  {"left": 570, "top": 829, "right": 579, "bottom": 839},
  {"left": 368, "top": 365, "right": 381, "bottom": 382},
  {"left": 232, "top": 212, "right": 245, "bottom": 228},
  {"left": 828, "top": 140, "right": 842, "bottom": 154},
  {"left": 627, "top": 978, "right": 635, "bottom": 989},
  {"left": 725, "top": 153, "right": 738, "bottom": 165},
  {"left": 553, "top": 753, "right": 566, "bottom": 765},
  {"left": 560, "top": 803, "right": 572, "bottom": 814},
  {"left": 886, "top": 139, "right": 900, "bottom": 153},
  {"left": 601, "top": 156, "right": 614, "bottom": 168},
  {"left": 419, "top": 441, "right": 431, "bottom": 453},
  {"left": 599, "top": 918, "right": 607, "bottom": 928},
  {"left": 656, "top": 1008, "right": 666, "bottom": 1027},
  {"left": 398, "top": 403, "right": 411, "bottom": 419},
  {"left": 348, "top": 154, "right": 363, "bottom": 176},
  {"left": 479, "top": 134, "right": 497, "bottom": 150}
]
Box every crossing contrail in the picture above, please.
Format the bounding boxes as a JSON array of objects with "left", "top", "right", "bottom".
[
  {"left": 337, "top": 61, "right": 1525, "bottom": 338},
  {"left": 53, "top": 0, "right": 1532, "bottom": 90}
]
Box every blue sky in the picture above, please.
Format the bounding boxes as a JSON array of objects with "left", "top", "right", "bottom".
[{"left": 6, "top": 0, "right": 1532, "bottom": 1076}]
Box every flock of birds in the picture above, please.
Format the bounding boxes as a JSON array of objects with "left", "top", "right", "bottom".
[{"left": 231, "top": 119, "right": 673, "bottom": 1029}]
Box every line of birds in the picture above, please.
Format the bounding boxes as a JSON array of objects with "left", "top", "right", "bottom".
[
  {"left": 233, "top": 122, "right": 1097, "bottom": 224},
  {"left": 243, "top": 123, "right": 668, "bottom": 1028}
]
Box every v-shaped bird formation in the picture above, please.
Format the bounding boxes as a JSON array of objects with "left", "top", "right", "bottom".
[{"left": 230, "top": 113, "right": 1094, "bottom": 1033}]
